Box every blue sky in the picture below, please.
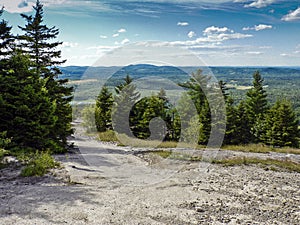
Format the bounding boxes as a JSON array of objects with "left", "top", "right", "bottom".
[{"left": 1, "top": 0, "right": 300, "bottom": 66}]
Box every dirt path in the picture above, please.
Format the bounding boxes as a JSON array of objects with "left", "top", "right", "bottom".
[{"left": 0, "top": 127, "right": 300, "bottom": 224}]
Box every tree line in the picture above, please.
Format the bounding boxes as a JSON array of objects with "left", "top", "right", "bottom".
[
  {"left": 0, "top": 1, "right": 73, "bottom": 153},
  {"left": 95, "top": 70, "right": 299, "bottom": 148}
]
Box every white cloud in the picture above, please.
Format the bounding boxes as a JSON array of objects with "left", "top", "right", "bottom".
[
  {"left": 177, "top": 22, "right": 189, "bottom": 26},
  {"left": 244, "top": 0, "right": 275, "bottom": 8},
  {"left": 114, "top": 39, "right": 130, "bottom": 45},
  {"left": 148, "top": 26, "right": 252, "bottom": 47},
  {"left": 100, "top": 35, "right": 108, "bottom": 39},
  {"left": 1, "top": 0, "right": 34, "bottom": 13},
  {"left": 246, "top": 51, "right": 263, "bottom": 55},
  {"left": 86, "top": 45, "right": 119, "bottom": 55},
  {"left": 203, "top": 26, "right": 232, "bottom": 35},
  {"left": 1, "top": 0, "right": 66, "bottom": 13},
  {"left": 61, "top": 42, "right": 78, "bottom": 48},
  {"left": 281, "top": 7, "right": 300, "bottom": 21},
  {"left": 112, "top": 33, "right": 120, "bottom": 38},
  {"left": 280, "top": 53, "right": 290, "bottom": 57},
  {"left": 118, "top": 28, "right": 127, "bottom": 33},
  {"left": 243, "top": 24, "right": 273, "bottom": 31},
  {"left": 121, "top": 38, "right": 130, "bottom": 45},
  {"left": 188, "top": 31, "right": 196, "bottom": 38}
]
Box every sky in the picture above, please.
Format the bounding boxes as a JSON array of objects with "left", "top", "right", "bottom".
[{"left": 1, "top": 0, "right": 300, "bottom": 66}]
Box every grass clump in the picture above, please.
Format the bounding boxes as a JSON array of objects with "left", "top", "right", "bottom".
[
  {"left": 221, "top": 144, "right": 300, "bottom": 155},
  {"left": 98, "top": 130, "right": 118, "bottom": 143},
  {"left": 151, "top": 150, "right": 172, "bottom": 158},
  {"left": 21, "top": 151, "right": 59, "bottom": 177},
  {"left": 212, "top": 157, "right": 300, "bottom": 173},
  {"left": 151, "top": 150, "right": 202, "bottom": 161}
]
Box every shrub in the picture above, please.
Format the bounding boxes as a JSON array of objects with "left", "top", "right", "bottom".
[
  {"left": 98, "top": 130, "right": 118, "bottom": 142},
  {"left": 21, "top": 151, "right": 59, "bottom": 177}
]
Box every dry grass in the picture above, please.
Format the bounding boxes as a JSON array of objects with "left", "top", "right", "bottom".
[
  {"left": 98, "top": 130, "right": 119, "bottom": 142},
  {"left": 149, "top": 150, "right": 202, "bottom": 161},
  {"left": 96, "top": 132, "right": 300, "bottom": 156},
  {"left": 212, "top": 157, "right": 300, "bottom": 173},
  {"left": 222, "top": 144, "right": 300, "bottom": 155}
]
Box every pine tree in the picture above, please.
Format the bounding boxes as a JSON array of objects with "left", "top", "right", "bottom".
[
  {"left": 130, "top": 93, "right": 174, "bottom": 140},
  {"left": 261, "top": 100, "right": 299, "bottom": 147},
  {"left": 18, "top": 0, "right": 65, "bottom": 71},
  {"left": 245, "top": 71, "right": 268, "bottom": 142},
  {"left": 113, "top": 75, "right": 140, "bottom": 136},
  {"left": 234, "top": 101, "right": 252, "bottom": 144},
  {"left": 178, "top": 69, "right": 211, "bottom": 144},
  {"left": 223, "top": 96, "right": 238, "bottom": 145},
  {"left": 0, "top": 8, "right": 14, "bottom": 57},
  {"left": 0, "top": 52, "right": 57, "bottom": 151},
  {"left": 95, "top": 86, "right": 113, "bottom": 132},
  {"left": 18, "top": 1, "right": 73, "bottom": 151}
]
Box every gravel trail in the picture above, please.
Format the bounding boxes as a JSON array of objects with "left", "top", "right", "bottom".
[{"left": 0, "top": 126, "right": 299, "bottom": 224}]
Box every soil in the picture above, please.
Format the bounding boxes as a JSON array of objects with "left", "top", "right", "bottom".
[{"left": 0, "top": 127, "right": 299, "bottom": 225}]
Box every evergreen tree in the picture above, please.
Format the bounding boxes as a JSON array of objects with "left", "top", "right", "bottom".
[
  {"left": 113, "top": 75, "right": 140, "bottom": 136},
  {"left": 130, "top": 92, "right": 176, "bottom": 140},
  {"left": 0, "top": 52, "right": 57, "bottom": 151},
  {"left": 261, "top": 100, "right": 299, "bottom": 147},
  {"left": 95, "top": 86, "right": 113, "bottom": 132},
  {"left": 0, "top": 8, "right": 14, "bottom": 57},
  {"left": 18, "top": 1, "right": 73, "bottom": 151},
  {"left": 179, "top": 69, "right": 211, "bottom": 144},
  {"left": 235, "top": 101, "right": 252, "bottom": 144},
  {"left": 18, "top": 0, "right": 65, "bottom": 71},
  {"left": 245, "top": 71, "right": 268, "bottom": 142},
  {"left": 223, "top": 96, "right": 239, "bottom": 145}
]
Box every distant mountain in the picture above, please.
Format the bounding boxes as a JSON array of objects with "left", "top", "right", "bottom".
[{"left": 59, "top": 64, "right": 300, "bottom": 87}]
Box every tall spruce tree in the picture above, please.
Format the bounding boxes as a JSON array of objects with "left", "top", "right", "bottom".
[
  {"left": 179, "top": 69, "right": 211, "bottom": 144},
  {"left": 245, "top": 71, "right": 268, "bottom": 142},
  {"left": 261, "top": 100, "right": 299, "bottom": 147},
  {"left": 0, "top": 10, "right": 14, "bottom": 149},
  {"left": 113, "top": 75, "right": 140, "bottom": 135},
  {"left": 18, "top": 1, "right": 73, "bottom": 151},
  {"left": 0, "top": 8, "right": 14, "bottom": 57},
  {"left": 235, "top": 101, "right": 252, "bottom": 144},
  {"left": 95, "top": 86, "right": 113, "bottom": 132},
  {"left": 129, "top": 92, "right": 175, "bottom": 140},
  {"left": 0, "top": 52, "right": 57, "bottom": 151}
]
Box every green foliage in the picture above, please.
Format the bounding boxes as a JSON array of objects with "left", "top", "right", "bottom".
[
  {"left": 18, "top": 1, "right": 73, "bottom": 151},
  {"left": 245, "top": 71, "right": 268, "bottom": 142},
  {"left": 130, "top": 94, "right": 176, "bottom": 140},
  {"left": 0, "top": 9, "right": 14, "bottom": 57},
  {"left": 98, "top": 130, "right": 118, "bottom": 142},
  {"left": 18, "top": 0, "right": 65, "bottom": 69},
  {"left": 0, "top": 52, "right": 58, "bottom": 151},
  {"left": 21, "top": 151, "right": 59, "bottom": 177},
  {"left": 113, "top": 75, "right": 141, "bottom": 135},
  {"left": 95, "top": 86, "right": 113, "bottom": 132},
  {"left": 178, "top": 69, "right": 211, "bottom": 144},
  {"left": 82, "top": 104, "right": 96, "bottom": 133},
  {"left": 0, "top": 131, "right": 10, "bottom": 149},
  {"left": 261, "top": 99, "right": 299, "bottom": 147},
  {"left": 223, "top": 96, "right": 239, "bottom": 144}
]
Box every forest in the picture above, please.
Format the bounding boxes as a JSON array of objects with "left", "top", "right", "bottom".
[{"left": 93, "top": 69, "right": 300, "bottom": 148}]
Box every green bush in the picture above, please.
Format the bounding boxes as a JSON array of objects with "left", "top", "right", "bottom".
[
  {"left": 21, "top": 151, "right": 59, "bottom": 177},
  {"left": 98, "top": 130, "right": 118, "bottom": 142}
]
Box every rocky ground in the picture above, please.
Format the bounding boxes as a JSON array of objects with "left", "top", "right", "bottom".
[{"left": 0, "top": 129, "right": 299, "bottom": 224}]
